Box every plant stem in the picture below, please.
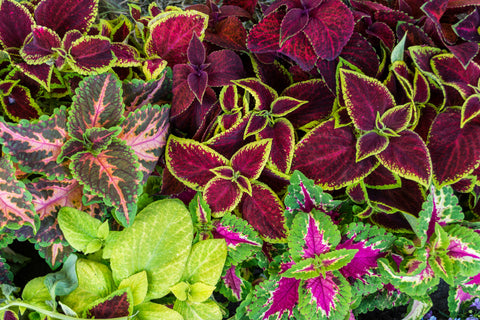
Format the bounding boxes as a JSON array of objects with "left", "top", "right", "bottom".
[{"left": 0, "top": 301, "right": 135, "bottom": 320}]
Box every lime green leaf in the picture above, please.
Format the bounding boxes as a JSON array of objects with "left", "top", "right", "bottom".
[
  {"left": 182, "top": 239, "right": 227, "bottom": 286},
  {"left": 170, "top": 281, "right": 189, "bottom": 301},
  {"left": 135, "top": 302, "right": 184, "bottom": 320},
  {"left": 188, "top": 282, "right": 216, "bottom": 303},
  {"left": 173, "top": 300, "right": 222, "bottom": 320},
  {"left": 118, "top": 271, "right": 148, "bottom": 306},
  {"left": 21, "top": 276, "right": 51, "bottom": 310},
  {"left": 58, "top": 207, "right": 102, "bottom": 253}
]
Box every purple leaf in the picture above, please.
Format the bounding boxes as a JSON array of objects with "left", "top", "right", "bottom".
[
  {"left": 280, "top": 8, "right": 308, "bottom": 45},
  {"left": 337, "top": 239, "right": 384, "bottom": 280},
  {"left": 356, "top": 131, "right": 388, "bottom": 161},
  {"left": 454, "top": 7, "right": 480, "bottom": 42},
  {"left": 0, "top": 83, "right": 42, "bottom": 121},
  {"left": 188, "top": 33, "right": 206, "bottom": 66},
  {"left": 85, "top": 289, "right": 132, "bottom": 318},
  {"left": 0, "top": 0, "right": 33, "bottom": 50},
  {"left": 205, "top": 50, "right": 244, "bottom": 86},
  {"left": 187, "top": 70, "right": 208, "bottom": 103}
]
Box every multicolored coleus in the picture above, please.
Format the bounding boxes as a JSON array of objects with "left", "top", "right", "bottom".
[
  {"left": 247, "top": 0, "right": 354, "bottom": 71},
  {"left": 0, "top": 0, "right": 116, "bottom": 90},
  {"left": 166, "top": 135, "right": 287, "bottom": 241}
]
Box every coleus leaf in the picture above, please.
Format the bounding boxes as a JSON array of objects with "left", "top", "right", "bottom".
[
  {"left": 453, "top": 7, "right": 480, "bottom": 42},
  {"left": 0, "top": 156, "right": 38, "bottom": 232},
  {"left": 231, "top": 139, "right": 271, "bottom": 180},
  {"left": 145, "top": 10, "right": 208, "bottom": 66},
  {"left": 239, "top": 182, "right": 287, "bottom": 242},
  {"left": 292, "top": 119, "right": 378, "bottom": 189},
  {"left": 166, "top": 135, "right": 228, "bottom": 190},
  {"left": 461, "top": 94, "right": 480, "bottom": 128},
  {"left": 20, "top": 26, "right": 61, "bottom": 65},
  {"left": 34, "top": 0, "right": 98, "bottom": 38},
  {"left": 118, "top": 104, "right": 169, "bottom": 184},
  {"left": 445, "top": 224, "right": 480, "bottom": 277},
  {"left": 0, "top": 256, "right": 13, "bottom": 285},
  {"left": 0, "top": 0, "right": 33, "bottom": 50},
  {"left": 70, "top": 139, "right": 142, "bottom": 227},
  {"left": 67, "top": 73, "right": 124, "bottom": 141},
  {"left": 258, "top": 118, "right": 295, "bottom": 173},
  {"left": 84, "top": 288, "right": 133, "bottom": 318},
  {"left": 288, "top": 210, "right": 340, "bottom": 261},
  {"left": 356, "top": 131, "right": 388, "bottom": 161},
  {"left": 428, "top": 109, "right": 480, "bottom": 187},
  {"left": 67, "top": 35, "right": 115, "bottom": 75},
  {"left": 0, "top": 82, "right": 42, "bottom": 121},
  {"left": 219, "top": 264, "right": 251, "bottom": 301},
  {"left": 0, "top": 106, "right": 69, "bottom": 179},
  {"left": 203, "top": 177, "right": 242, "bottom": 214}
]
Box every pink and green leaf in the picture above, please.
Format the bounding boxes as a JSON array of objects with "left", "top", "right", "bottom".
[
  {"left": 292, "top": 119, "right": 378, "bottom": 189},
  {"left": 340, "top": 69, "right": 396, "bottom": 131},
  {"left": 219, "top": 265, "right": 251, "bottom": 301},
  {"left": 166, "top": 135, "right": 228, "bottom": 190},
  {"left": 376, "top": 130, "right": 432, "bottom": 187},
  {"left": 356, "top": 131, "right": 389, "bottom": 162},
  {"left": 445, "top": 225, "right": 480, "bottom": 277},
  {"left": 67, "top": 73, "right": 124, "bottom": 140},
  {"left": 239, "top": 182, "right": 287, "bottom": 242},
  {"left": 231, "top": 139, "right": 271, "bottom": 180},
  {"left": 0, "top": 156, "right": 37, "bottom": 232},
  {"left": 70, "top": 139, "right": 142, "bottom": 227},
  {"left": 118, "top": 104, "right": 169, "bottom": 184},
  {"left": 203, "top": 177, "right": 242, "bottom": 215},
  {"left": 34, "top": 0, "right": 98, "bottom": 38},
  {"left": 0, "top": 0, "right": 33, "bottom": 49},
  {"left": 145, "top": 11, "right": 208, "bottom": 66},
  {"left": 0, "top": 107, "right": 69, "bottom": 179}
]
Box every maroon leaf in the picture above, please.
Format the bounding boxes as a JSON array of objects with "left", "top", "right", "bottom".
[
  {"left": 205, "top": 50, "right": 244, "bottom": 86},
  {"left": 280, "top": 8, "right": 309, "bottom": 45},
  {"left": 14, "top": 61, "right": 53, "bottom": 91},
  {"left": 172, "top": 64, "right": 196, "bottom": 118},
  {"left": 340, "top": 32, "right": 380, "bottom": 78},
  {"left": 20, "top": 26, "right": 60, "bottom": 65},
  {"left": 461, "top": 94, "right": 480, "bottom": 127},
  {"left": 279, "top": 31, "right": 318, "bottom": 71},
  {"left": 206, "top": 115, "right": 252, "bottom": 159},
  {"left": 223, "top": 0, "right": 258, "bottom": 15},
  {"left": 188, "top": 70, "right": 208, "bottom": 103},
  {"left": 205, "top": 16, "right": 247, "bottom": 51},
  {"left": 68, "top": 36, "right": 114, "bottom": 75},
  {"left": 1, "top": 84, "right": 42, "bottom": 121},
  {"left": 240, "top": 182, "right": 287, "bottom": 241},
  {"left": 86, "top": 289, "right": 132, "bottom": 318},
  {"left": 428, "top": 109, "right": 480, "bottom": 187},
  {"left": 34, "top": 0, "right": 98, "bottom": 38},
  {"left": 188, "top": 33, "right": 206, "bottom": 66},
  {"left": 454, "top": 7, "right": 480, "bottom": 42},
  {"left": 0, "top": 0, "right": 33, "bottom": 50},
  {"left": 293, "top": 120, "right": 377, "bottom": 189},
  {"left": 234, "top": 78, "right": 277, "bottom": 111},
  {"left": 377, "top": 130, "right": 432, "bottom": 186},
  {"left": 380, "top": 103, "right": 412, "bottom": 132},
  {"left": 204, "top": 177, "right": 242, "bottom": 214},
  {"left": 166, "top": 135, "right": 228, "bottom": 190},
  {"left": 247, "top": 8, "right": 282, "bottom": 54},
  {"left": 363, "top": 165, "right": 401, "bottom": 189},
  {"left": 259, "top": 118, "right": 295, "bottom": 173},
  {"left": 231, "top": 139, "right": 271, "bottom": 180},
  {"left": 356, "top": 131, "right": 388, "bottom": 161}
]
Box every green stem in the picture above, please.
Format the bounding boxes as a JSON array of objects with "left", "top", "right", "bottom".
[{"left": 0, "top": 301, "right": 135, "bottom": 320}]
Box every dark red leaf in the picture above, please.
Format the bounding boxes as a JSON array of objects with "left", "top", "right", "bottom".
[
  {"left": 279, "top": 31, "right": 317, "bottom": 71},
  {"left": 188, "top": 70, "right": 208, "bottom": 103},
  {"left": 172, "top": 64, "right": 196, "bottom": 118},
  {"left": 0, "top": 0, "right": 33, "bottom": 50},
  {"left": 259, "top": 119, "right": 295, "bottom": 173},
  {"left": 20, "top": 26, "right": 60, "bottom": 64},
  {"left": 1, "top": 84, "right": 41, "bottom": 121},
  {"left": 231, "top": 139, "right": 271, "bottom": 180},
  {"left": 188, "top": 33, "right": 206, "bottom": 66},
  {"left": 205, "top": 16, "right": 247, "bottom": 51},
  {"left": 204, "top": 177, "right": 242, "bottom": 213},
  {"left": 86, "top": 290, "right": 132, "bottom": 318},
  {"left": 205, "top": 50, "right": 244, "bottom": 86},
  {"left": 280, "top": 8, "right": 309, "bottom": 45},
  {"left": 356, "top": 131, "right": 388, "bottom": 161},
  {"left": 454, "top": 7, "right": 480, "bottom": 42},
  {"left": 247, "top": 8, "right": 282, "bottom": 53},
  {"left": 68, "top": 36, "right": 114, "bottom": 74}
]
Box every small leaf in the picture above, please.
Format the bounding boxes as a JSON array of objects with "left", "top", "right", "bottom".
[
  {"left": 118, "top": 271, "right": 148, "bottom": 306},
  {"left": 58, "top": 207, "right": 102, "bottom": 253},
  {"left": 356, "top": 131, "right": 388, "bottom": 161},
  {"left": 173, "top": 299, "right": 222, "bottom": 320},
  {"left": 188, "top": 282, "right": 216, "bottom": 302},
  {"left": 461, "top": 94, "right": 480, "bottom": 127},
  {"left": 231, "top": 139, "right": 271, "bottom": 180},
  {"left": 203, "top": 177, "right": 242, "bottom": 214}
]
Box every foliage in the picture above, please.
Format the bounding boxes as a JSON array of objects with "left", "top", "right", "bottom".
[{"left": 1, "top": 0, "right": 480, "bottom": 319}]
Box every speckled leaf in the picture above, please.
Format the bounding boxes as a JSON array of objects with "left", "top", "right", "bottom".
[
  {"left": 109, "top": 199, "right": 193, "bottom": 300},
  {"left": 145, "top": 11, "right": 208, "bottom": 66},
  {"left": 428, "top": 109, "right": 480, "bottom": 187},
  {"left": 340, "top": 69, "right": 396, "bottom": 131},
  {"left": 292, "top": 119, "right": 378, "bottom": 189},
  {"left": 231, "top": 139, "right": 271, "bottom": 180},
  {"left": 67, "top": 73, "right": 124, "bottom": 141},
  {"left": 0, "top": 107, "right": 69, "bottom": 179},
  {"left": 166, "top": 135, "right": 228, "bottom": 190},
  {"left": 70, "top": 139, "right": 141, "bottom": 227},
  {"left": 239, "top": 182, "right": 287, "bottom": 242},
  {"left": 34, "top": 0, "right": 98, "bottom": 38},
  {"left": 118, "top": 104, "right": 169, "bottom": 184},
  {"left": 0, "top": 0, "right": 33, "bottom": 49}
]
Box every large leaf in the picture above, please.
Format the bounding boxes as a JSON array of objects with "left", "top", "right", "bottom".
[
  {"left": 239, "top": 182, "right": 287, "bottom": 242},
  {"left": 428, "top": 109, "right": 480, "bottom": 187},
  {"left": 292, "top": 119, "right": 378, "bottom": 189},
  {"left": 57, "top": 207, "right": 103, "bottom": 253},
  {"left": 118, "top": 104, "right": 169, "bottom": 184},
  {"left": 70, "top": 139, "right": 142, "bottom": 227},
  {"left": 0, "top": 156, "right": 37, "bottom": 231},
  {"left": 67, "top": 73, "right": 124, "bottom": 141},
  {"left": 166, "top": 135, "right": 228, "bottom": 190},
  {"left": 0, "top": 0, "right": 33, "bottom": 49},
  {"left": 0, "top": 107, "right": 69, "bottom": 179},
  {"left": 20, "top": 26, "right": 60, "bottom": 65},
  {"left": 109, "top": 199, "right": 193, "bottom": 300},
  {"left": 145, "top": 11, "right": 208, "bottom": 66},
  {"left": 34, "top": 0, "right": 98, "bottom": 38}
]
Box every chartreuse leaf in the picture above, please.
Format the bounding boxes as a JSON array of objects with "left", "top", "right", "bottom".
[
  {"left": 21, "top": 276, "right": 51, "bottom": 310},
  {"left": 110, "top": 199, "right": 193, "bottom": 300},
  {"left": 135, "top": 302, "right": 183, "bottom": 320},
  {"left": 174, "top": 299, "right": 222, "bottom": 320},
  {"left": 57, "top": 207, "right": 104, "bottom": 253},
  {"left": 0, "top": 156, "right": 38, "bottom": 232},
  {"left": 61, "top": 258, "right": 115, "bottom": 314},
  {"left": 118, "top": 270, "right": 148, "bottom": 306}
]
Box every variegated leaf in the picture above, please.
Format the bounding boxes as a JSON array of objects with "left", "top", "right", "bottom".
[
  {"left": 70, "top": 139, "right": 142, "bottom": 227},
  {"left": 231, "top": 139, "right": 271, "bottom": 180},
  {"left": 203, "top": 177, "right": 242, "bottom": 215},
  {"left": 445, "top": 225, "right": 480, "bottom": 277}
]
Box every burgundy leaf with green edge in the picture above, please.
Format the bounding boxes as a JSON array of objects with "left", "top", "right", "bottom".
[
  {"left": 234, "top": 78, "right": 277, "bottom": 110},
  {"left": 282, "top": 79, "right": 335, "bottom": 128},
  {"left": 428, "top": 109, "right": 480, "bottom": 187},
  {"left": 231, "top": 139, "right": 271, "bottom": 180},
  {"left": 145, "top": 11, "right": 208, "bottom": 66},
  {"left": 85, "top": 289, "right": 133, "bottom": 318},
  {"left": 340, "top": 32, "right": 380, "bottom": 78},
  {"left": 67, "top": 73, "right": 124, "bottom": 140},
  {"left": 203, "top": 177, "right": 242, "bottom": 214},
  {"left": 259, "top": 118, "right": 295, "bottom": 173},
  {"left": 111, "top": 43, "right": 141, "bottom": 67},
  {"left": 67, "top": 35, "right": 115, "bottom": 75},
  {"left": 0, "top": 83, "right": 42, "bottom": 121},
  {"left": 356, "top": 131, "right": 388, "bottom": 161},
  {"left": 13, "top": 61, "right": 53, "bottom": 92},
  {"left": 0, "top": 0, "right": 33, "bottom": 50},
  {"left": 0, "top": 107, "right": 69, "bottom": 179},
  {"left": 454, "top": 7, "right": 480, "bottom": 42},
  {"left": 340, "top": 69, "right": 396, "bottom": 131},
  {"left": 34, "top": 0, "right": 98, "bottom": 38},
  {"left": 461, "top": 94, "right": 480, "bottom": 127},
  {"left": 239, "top": 182, "right": 287, "bottom": 242},
  {"left": 20, "top": 26, "right": 60, "bottom": 65},
  {"left": 206, "top": 114, "right": 253, "bottom": 159},
  {"left": 292, "top": 119, "right": 378, "bottom": 189},
  {"left": 431, "top": 53, "right": 480, "bottom": 98},
  {"left": 380, "top": 104, "right": 412, "bottom": 132},
  {"left": 70, "top": 139, "right": 142, "bottom": 227},
  {"left": 363, "top": 165, "right": 401, "bottom": 189},
  {"left": 0, "top": 156, "right": 37, "bottom": 232},
  {"left": 166, "top": 135, "right": 228, "bottom": 190},
  {"left": 376, "top": 130, "right": 432, "bottom": 186},
  {"left": 118, "top": 104, "right": 169, "bottom": 184}
]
